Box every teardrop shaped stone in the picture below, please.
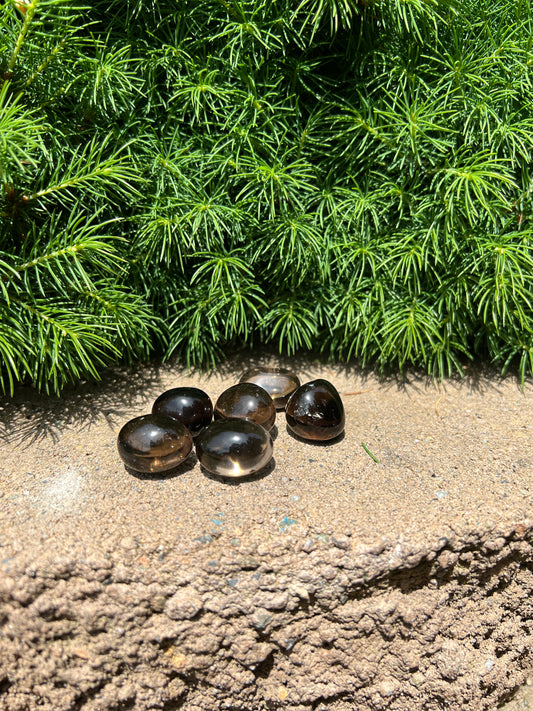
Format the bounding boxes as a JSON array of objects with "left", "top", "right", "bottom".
[
  {"left": 285, "top": 379, "right": 345, "bottom": 441},
  {"left": 214, "top": 383, "right": 276, "bottom": 430},
  {"left": 195, "top": 420, "right": 274, "bottom": 478},
  {"left": 152, "top": 387, "right": 213, "bottom": 437},
  {"left": 239, "top": 367, "right": 300, "bottom": 410},
  {"left": 117, "top": 414, "right": 193, "bottom": 473}
]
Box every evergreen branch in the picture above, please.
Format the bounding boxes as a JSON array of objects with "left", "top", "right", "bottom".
[
  {"left": 291, "top": 0, "right": 361, "bottom": 39},
  {"left": 3, "top": 0, "right": 533, "bottom": 389},
  {"left": 255, "top": 213, "right": 327, "bottom": 284},
  {"left": 191, "top": 249, "right": 255, "bottom": 294},
  {"left": 6, "top": 0, "right": 38, "bottom": 73},
  {"left": 0, "top": 81, "right": 44, "bottom": 183},
  {"left": 377, "top": 293, "right": 445, "bottom": 369},
  {"left": 17, "top": 297, "right": 120, "bottom": 392},
  {"left": 23, "top": 34, "right": 67, "bottom": 87},
  {"left": 3, "top": 212, "right": 125, "bottom": 311},
  {"left": 261, "top": 297, "right": 320, "bottom": 354},
  {"left": 0, "top": 311, "right": 26, "bottom": 395},
  {"left": 26, "top": 136, "right": 140, "bottom": 207}
]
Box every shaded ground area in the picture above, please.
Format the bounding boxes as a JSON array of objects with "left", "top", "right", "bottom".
[
  {"left": 1, "top": 352, "right": 533, "bottom": 709},
  {"left": 501, "top": 679, "right": 533, "bottom": 710}
]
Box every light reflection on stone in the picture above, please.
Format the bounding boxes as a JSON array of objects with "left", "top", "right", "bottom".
[{"left": 195, "top": 420, "right": 273, "bottom": 478}]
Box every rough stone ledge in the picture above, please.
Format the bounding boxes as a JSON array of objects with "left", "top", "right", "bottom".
[
  {"left": 2, "top": 518, "right": 533, "bottom": 711},
  {"left": 2, "top": 359, "right": 533, "bottom": 710}
]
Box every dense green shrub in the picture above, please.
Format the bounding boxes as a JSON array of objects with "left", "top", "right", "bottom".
[{"left": 2, "top": 0, "right": 533, "bottom": 393}]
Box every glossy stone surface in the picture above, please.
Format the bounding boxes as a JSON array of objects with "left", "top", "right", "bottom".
[
  {"left": 152, "top": 387, "right": 213, "bottom": 438},
  {"left": 117, "top": 414, "right": 193, "bottom": 473},
  {"left": 286, "top": 379, "right": 345, "bottom": 441},
  {"left": 195, "top": 420, "right": 273, "bottom": 479},
  {"left": 214, "top": 383, "right": 276, "bottom": 431},
  {"left": 239, "top": 367, "right": 300, "bottom": 410}
]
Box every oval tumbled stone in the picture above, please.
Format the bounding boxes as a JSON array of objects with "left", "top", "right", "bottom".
[
  {"left": 117, "top": 414, "right": 193, "bottom": 473},
  {"left": 214, "top": 383, "right": 276, "bottom": 430},
  {"left": 152, "top": 387, "right": 213, "bottom": 438},
  {"left": 286, "top": 379, "right": 345, "bottom": 441},
  {"left": 195, "top": 420, "right": 273, "bottom": 479},
  {"left": 239, "top": 367, "right": 300, "bottom": 410}
]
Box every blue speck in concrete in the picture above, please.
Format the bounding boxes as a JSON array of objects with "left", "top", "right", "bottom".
[{"left": 280, "top": 517, "right": 297, "bottom": 530}]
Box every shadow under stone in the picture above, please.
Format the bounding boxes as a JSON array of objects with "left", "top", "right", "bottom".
[
  {"left": 125, "top": 452, "right": 198, "bottom": 481},
  {"left": 285, "top": 426, "right": 345, "bottom": 446}
]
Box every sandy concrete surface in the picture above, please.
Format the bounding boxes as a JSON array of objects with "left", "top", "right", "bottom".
[{"left": 1, "top": 352, "right": 533, "bottom": 710}]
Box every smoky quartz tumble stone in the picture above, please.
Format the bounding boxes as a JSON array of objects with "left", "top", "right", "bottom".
[
  {"left": 239, "top": 367, "right": 300, "bottom": 410},
  {"left": 152, "top": 387, "right": 213, "bottom": 438},
  {"left": 117, "top": 414, "right": 193, "bottom": 473},
  {"left": 195, "top": 420, "right": 273, "bottom": 479},
  {"left": 286, "top": 379, "right": 345, "bottom": 441},
  {"left": 214, "top": 383, "right": 276, "bottom": 430}
]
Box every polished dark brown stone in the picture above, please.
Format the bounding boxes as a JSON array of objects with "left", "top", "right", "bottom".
[
  {"left": 285, "top": 379, "right": 345, "bottom": 441},
  {"left": 117, "top": 414, "right": 193, "bottom": 473},
  {"left": 239, "top": 367, "right": 300, "bottom": 410},
  {"left": 214, "top": 383, "right": 276, "bottom": 430},
  {"left": 195, "top": 420, "right": 273, "bottom": 478},
  {"left": 152, "top": 387, "right": 213, "bottom": 437}
]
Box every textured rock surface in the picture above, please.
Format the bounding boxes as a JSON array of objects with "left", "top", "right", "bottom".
[
  {"left": 2, "top": 523, "right": 533, "bottom": 710},
  {"left": 1, "top": 354, "right": 533, "bottom": 710},
  {"left": 501, "top": 679, "right": 533, "bottom": 710}
]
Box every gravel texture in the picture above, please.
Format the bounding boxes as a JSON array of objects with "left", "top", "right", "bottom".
[{"left": 1, "top": 353, "right": 533, "bottom": 710}]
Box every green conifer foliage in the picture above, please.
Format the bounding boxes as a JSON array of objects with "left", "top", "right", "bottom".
[{"left": 2, "top": 0, "right": 533, "bottom": 392}]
